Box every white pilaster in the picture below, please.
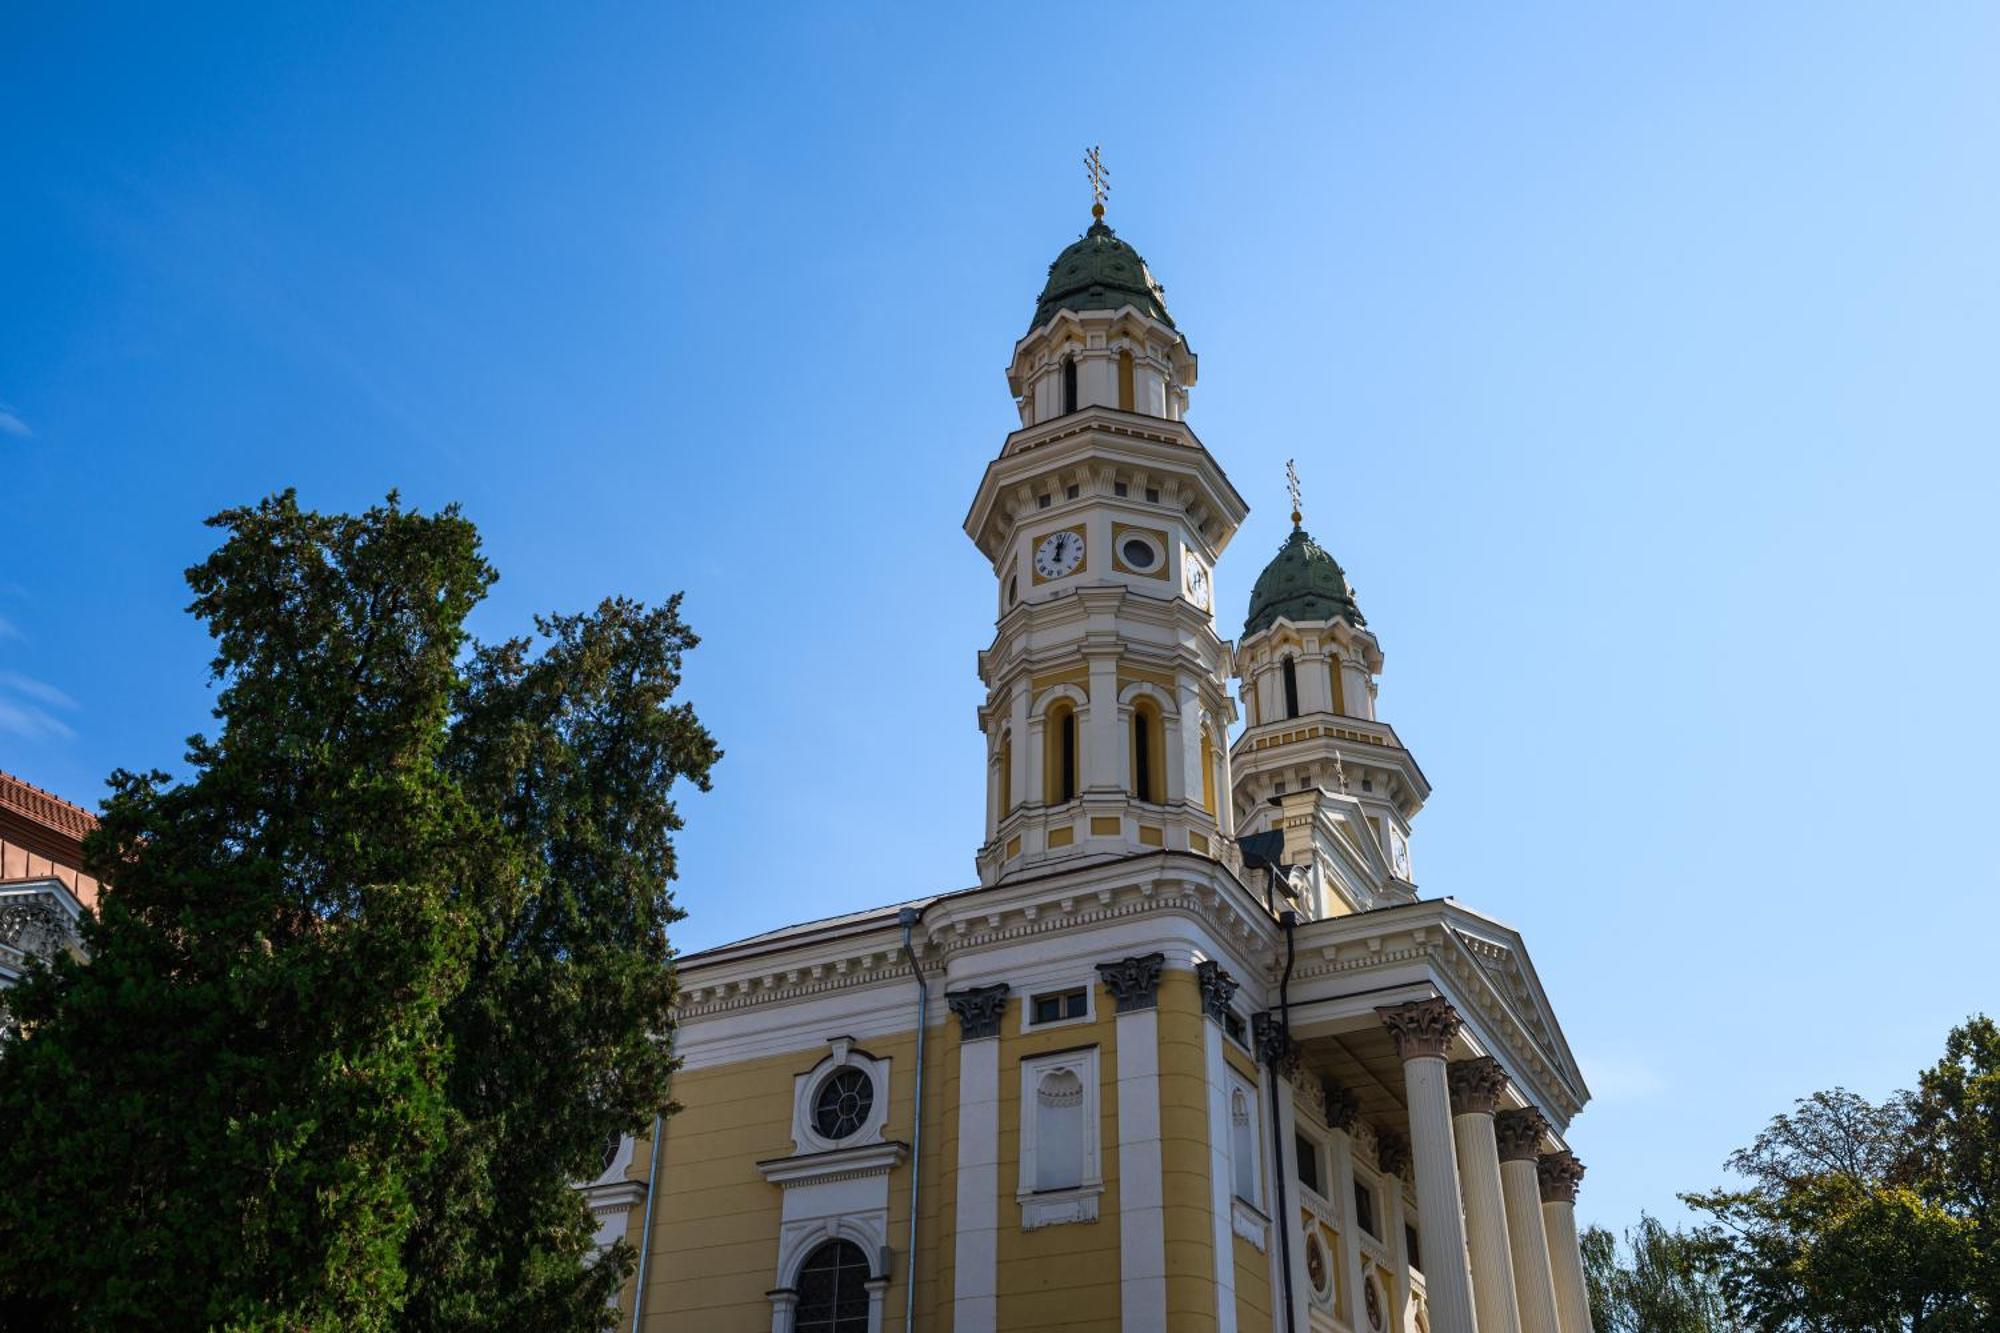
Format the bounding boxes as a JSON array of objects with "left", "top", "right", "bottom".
[
  {"left": 1329, "top": 1122, "right": 1368, "bottom": 1332},
  {"left": 1115, "top": 1005, "right": 1168, "bottom": 1328},
  {"left": 952, "top": 1036, "right": 1001, "bottom": 1333},
  {"left": 1275, "top": 1078, "right": 1311, "bottom": 1330},
  {"left": 1086, "top": 651, "right": 1120, "bottom": 789},
  {"left": 1204, "top": 1019, "right": 1239, "bottom": 1333}
]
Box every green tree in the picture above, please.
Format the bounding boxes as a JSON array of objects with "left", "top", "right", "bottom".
[
  {"left": 0, "top": 492, "right": 716, "bottom": 1332},
  {"left": 1686, "top": 1068, "right": 1991, "bottom": 1331},
  {"left": 1584, "top": 1213, "right": 1743, "bottom": 1332},
  {"left": 1906, "top": 1016, "right": 2000, "bottom": 1317}
]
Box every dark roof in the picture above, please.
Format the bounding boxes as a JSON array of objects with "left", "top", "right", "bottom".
[
  {"left": 1243, "top": 526, "right": 1366, "bottom": 637},
  {"left": 1030, "top": 220, "right": 1174, "bottom": 333}
]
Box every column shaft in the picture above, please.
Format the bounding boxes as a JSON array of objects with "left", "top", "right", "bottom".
[
  {"left": 1453, "top": 1111, "right": 1521, "bottom": 1333},
  {"left": 1543, "top": 1200, "right": 1593, "bottom": 1333},
  {"left": 1500, "top": 1160, "right": 1561, "bottom": 1333},
  {"left": 1114, "top": 1007, "right": 1167, "bottom": 1328},
  {"left": 1403, "top": 1056, "right": 1479, "bottom": 1333},
  {"left": 951, "top": 1037, "right": 1000, "bottom": 1332}
]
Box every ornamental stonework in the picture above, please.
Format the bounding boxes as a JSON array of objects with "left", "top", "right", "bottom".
[
  {"left": 1195, "top": 959, "right": 1238, "bottom": 1023},
  {"left": 1095, "top": 952, "right": 1165, "bottom": 1012},
  {"left": 1376, "top": 1128, "right": 1412, "bottom": 1181},
  {"left": 1322, "top": 1080, "right": 1361, "bottom": 1132},
  {"left": 1494, "top": 1107, "right": 1550, "bottom": 1163},
  {"left": 1447, "top": 1056, "right": 1509, "bottom": 1117},
  {"left": 945, "top": 983, "right": 1010, "bottom": 1040},
  {"left": 1252, "top": 1011, "right": 1299, "bottom": 1075},
  {"left": 1376, "top": 996, "right": 1462, "bottom": 1060},
  {"left": 1538, "top": 1150, "right": 1586, "bottom": 1203}
]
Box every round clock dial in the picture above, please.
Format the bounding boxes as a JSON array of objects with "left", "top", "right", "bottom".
[
  {"left": 1034, "top": 531, "right": 1084, "bottom": 579},
  {"left": 1186, "top": 562, "right": 1212, "bottom": 609}
]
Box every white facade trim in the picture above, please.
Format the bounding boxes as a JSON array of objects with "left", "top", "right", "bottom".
[
  {"left": 1114, "top": 1006, "right": 1167, "bottom": 1329},
  {"left": 952, "top": 1034, "right": 1001, "bottom": 1333}
]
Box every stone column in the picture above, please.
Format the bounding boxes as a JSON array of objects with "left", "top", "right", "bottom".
[
  {"left": 1324, "top": 1082, "right": 1369, "bottom": 1333},
  {"left": 1494, "top": 1110, "right": 1561, "bottom": 1333},
  {"left": 1538, "top": 1152, "right": 1591, "bottom": 1333},
  {"left": 1097, "top": 955, "right": 1168, "bottom": 1329},
  {"left": 1196, "top": 962, "right": 1242, "bottom": 1333},
  {"left": 946, "top": 984, "right": 1009, "bottom": 1333},
  {"left": 1448, "top": 1059, "right": 1521, "bottom": 1333},
  {"left": 1378, "top": 998, "right": 1479, "bottom": 1333}
]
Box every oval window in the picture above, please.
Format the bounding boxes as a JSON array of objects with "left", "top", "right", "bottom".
[{"left": 1121, "top": 537, "right": 1159, "bottom": 571}]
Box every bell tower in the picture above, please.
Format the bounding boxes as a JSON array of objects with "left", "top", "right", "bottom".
[
  {"left": 1229, "top": 470, "right": 1430, "bottom": 918},
  {"left": 964, "top": 182, "right": 1247, "bottom": 886}
]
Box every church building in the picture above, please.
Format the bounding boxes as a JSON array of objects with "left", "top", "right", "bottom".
[{"left": 610, "top": 197, "right": 1597, "bottom": 1333}]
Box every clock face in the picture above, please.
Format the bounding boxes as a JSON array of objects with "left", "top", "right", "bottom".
[
  {"left": 1186, "top": 562, "right": 1211, "bottom": 609},
  {"left": 1034, "top": 530, "right": 1084, "bottom": 580}
]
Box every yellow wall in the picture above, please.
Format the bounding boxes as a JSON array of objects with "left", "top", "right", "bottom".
[
  {"left": 993, "top": 987, "right": 1123, "bottom": 1331},
  {"left": 638, "top": 1019, "right": 955, "bottom": 1332}
]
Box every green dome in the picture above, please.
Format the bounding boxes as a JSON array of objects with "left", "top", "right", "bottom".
[
  {"left": 1029, "top": 220, "right": 1175, "bottom": 333},
  {"left": 1243, "top": 527, "right": 1366, "bottom": 637}
]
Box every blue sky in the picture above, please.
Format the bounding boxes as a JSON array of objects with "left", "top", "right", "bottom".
[{"left": 4, "top": 3, "right": 1997, "bottom": 1233}]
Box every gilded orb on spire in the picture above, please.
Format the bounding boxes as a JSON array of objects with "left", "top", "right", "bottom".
[{"left": 1286, "top": 458, "right": 1303, "bottom": 528}]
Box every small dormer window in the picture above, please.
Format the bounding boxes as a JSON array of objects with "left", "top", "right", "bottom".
[{"left": 1145, "top": 487, "right": 1160, "bottom": 504}]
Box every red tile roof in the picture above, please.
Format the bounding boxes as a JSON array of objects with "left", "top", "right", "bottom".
[{"left": 0, "top": 769, "right": 98, "bottom": 842}]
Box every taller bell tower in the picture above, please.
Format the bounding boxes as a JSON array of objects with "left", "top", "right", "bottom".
[{"left": 964, "top": 202, "right": 1247, "bottom": 886}]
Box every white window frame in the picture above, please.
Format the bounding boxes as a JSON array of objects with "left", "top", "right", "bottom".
[
  {"left": 1353, "top": 1163, "right": 1389, "bottom": 1263},
  {"left": 1019, "top": 978, "right": 1098, "bottom": 1033},
  {"left": 789, "top": 1037, "right": 893, "bottom": 1156},
  {"left": 1227, "top": 1069, "right": 1269, "bottom": 1250},
  {"left": 1017, "top": 1046, "right": 1103, "bottom": 1229}
]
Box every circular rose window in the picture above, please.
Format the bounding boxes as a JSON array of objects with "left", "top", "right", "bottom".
[
  {"left": 812, "top": 1067, "right": 874, "bottom": 1141},
  {"left": 1306, "top": 1233, "right": 1330, "bottom": 1302}
]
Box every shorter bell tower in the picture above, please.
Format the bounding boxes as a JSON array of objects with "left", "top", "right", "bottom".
[{"left": 1230, "top": 470, "right": 1429, "bottom": 918}]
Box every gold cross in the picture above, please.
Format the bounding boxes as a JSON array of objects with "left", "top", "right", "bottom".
[
  {"left": 1085, "top": 146, "right": 1110, "bottom": 220},
  {"left": 1286, "top": 459, "right": 1303, "bottom": 527}
]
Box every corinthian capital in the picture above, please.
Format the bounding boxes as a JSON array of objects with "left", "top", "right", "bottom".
[
  {"left": 1195, "top": 960, "right": 1239, "bottom": 1023},
  {"left": 945, "top": 983, "right": 1010, "bottom": 1040},
  {"left": 1537, "top": 1150, "right": 1586, "bottom": 1204},
  {"left": 1322, "top": 1080, "right": 1361, "bottom": 1132},
  {"left": 1376, "top": 1128, "right": 1412, "bottom": 1181},
  {"left": 1376, "top": 997, "right": 1461, "bottom": 1061},
  {"left": 1447, "top": 1057, "right": 1510, "bottom": 1117},
  {"left": 1095, "top": 953, "right": 1165, "bottom": 1012},
  {"left": 1493, "top": 1107, "right": 1550, "bottom": 1163}
]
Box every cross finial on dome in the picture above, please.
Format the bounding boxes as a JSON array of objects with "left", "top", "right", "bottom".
[
  {"left": 1285, "top": 458, "right": 1303, "bottom": 528},
  {"left": 1085, "top": 145, "right": 1110, "bottom": 221}
]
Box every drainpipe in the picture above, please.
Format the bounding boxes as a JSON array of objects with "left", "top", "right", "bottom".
[
  {"left": 899, "top": 906, "right": 929, "bottom": 1332},
  {"left": 1269, "top": 909, "right": 1300, "bottom": 1333},
  {"left": 628, "top": 1109, "right": 665, "bottom": 1333}
]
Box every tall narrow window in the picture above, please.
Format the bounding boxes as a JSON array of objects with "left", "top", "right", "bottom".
[
  {"left": 1062, "top": 356, "right": 1078, "bottom": 414},
  {"left": 1199, "top": 727, "right": 1217, "bottom": 816},
  {"left": 998, "top": 731, "right": 1014, "bottom": 815},
  {"left": 1230, "top": 1085, "right": 1259, "bottom": 1204},
  {"left": 1282, "top": 656, "right": 1301, "bottom": 719},
  {"left": 1117, "top": 348, "right": 1135, "bottom": 411},
  {"left": 1035, "top": 1068, "right": 1086, "bottom": 1191},
  {"left": 1328, "top": 655, "right": 1346, "bottom": 716},
  {"left": 1295, "top": 1131, "right": 1322, "bottom": 1194},
  {"left": 1130, "top": 699, "right": 1164, "bottom": 803},
  {"left": 1045, "top": 703, "right": 1079, "bottom": 804}
]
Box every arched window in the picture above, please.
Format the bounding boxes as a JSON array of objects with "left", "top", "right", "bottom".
[
  {"left": 1230, "top": 1085, "right": 1259, "bottom": 1203},
  {"left": 1282, "top": 656, "right": 1301, "bottom": 719},
  {"left": 1117, "top": 348, "right": 1135, "bottom": 411},
  {"left": 1327, "top": 654, "right": 1346, "bottom": 716},
  {"left": 1035, "top": 1068, "right": 1086, "bottom": 1191},
  {"left": 794, "top": 1239, "right": 872, "bottom": 1333},
  {"left": 1044, "top": 702, "right": 1079, "bottom": 805},
  {"left": 1130, "top": 699, "right": 1165, "bottom": 804},
  {"left": 1061, "top": 355, "right": 1078, "bottom": 414}
]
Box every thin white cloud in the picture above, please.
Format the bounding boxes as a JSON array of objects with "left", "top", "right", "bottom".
[
  {"left": 0, "top": 698, "right": 75, "bottom": 741},
  {"left": 0, "top": 671, "right": 77, "bottom": 710},
  {"left": 0, "top": 405, "right": 29, "bottom": 438},
  {"left": 0, "top": 614, "right": 18, "bottom": 641}
]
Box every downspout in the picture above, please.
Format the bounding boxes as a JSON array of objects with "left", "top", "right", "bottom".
[
  {"left": 1269, "top": 908, "right": 1300, "bottom": 1333},
  {"left": 628, "top": 1109, "right": 665, "bottom": 1333},
  {"left": 899, "top": 906, "right": 929, "bottom": 1332}
]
